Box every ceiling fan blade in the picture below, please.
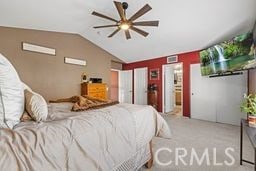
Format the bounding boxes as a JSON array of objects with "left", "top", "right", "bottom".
[
  {"left": 92, "top": 11, "right": 118, "bottom": 22},
  {"left": 129, "top": 4, "right": 152, "bottom": 22},
  {"left": 133, "top": 21, "right": 159, "bottom": 27},
  {"left": 114, "top": 1, "right": 126, "bottom": 20},
  {"left": 125, "top": 30, "right": 131, "bottom": 40},
  {"left": 93, "top": 25, "right": 118, "bottom": 29},
  {"left": 108, "top": 28, "right": 121, "bottom": 38},
  {"left": 130, "top": 26, "right": 149, "bottom": 37}
]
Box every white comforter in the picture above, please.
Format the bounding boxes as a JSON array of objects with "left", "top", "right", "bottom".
[{"left": 0, "top": 103, "right": 171, "bottom": 171}]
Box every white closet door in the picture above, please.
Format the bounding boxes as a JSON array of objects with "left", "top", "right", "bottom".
[
  {"left": 215, "top": 72, "right": 247, "bottom": 125},
  {"left": 119, "top": 70, "right": 133, "bottom": 103},
  {"left": 190, "top": 64, "right": 217, "bottom": 122},
  {"left": 190, "top": 64, "right": 247, "bottom": 125},
  {"left": 164, "top": 65, "right": 175, "bottom": 113},
  {"left": 134, "top": 67, "right": 148, "bottom": 105}
]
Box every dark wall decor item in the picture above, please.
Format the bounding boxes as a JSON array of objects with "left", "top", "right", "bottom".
[{"left": 150, "top": 68, "right": 159, "bottom": 80}]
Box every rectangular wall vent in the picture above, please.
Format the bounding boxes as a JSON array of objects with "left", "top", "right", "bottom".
[{"left": 167, "top": 55, "right": 178, "bottom": 63}]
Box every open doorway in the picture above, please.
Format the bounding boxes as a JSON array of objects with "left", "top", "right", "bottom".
[
  {"left": 110, "top": 69, "right": 119, "bottom": 101},
  {"left": 162, "top": 63, "right": 183, "bottom": 115}
]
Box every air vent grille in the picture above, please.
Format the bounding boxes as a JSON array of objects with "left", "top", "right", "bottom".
[{"left": 167, "top": 55, "right": 178, "bottom": 63}]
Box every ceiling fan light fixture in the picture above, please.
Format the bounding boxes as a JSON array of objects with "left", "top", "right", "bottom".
[
  {"left": 120, "top": 23, "right": 130, "bottom": 30},
  {"left": 92, "top": 1, "right": 158, "bottom": 39}
]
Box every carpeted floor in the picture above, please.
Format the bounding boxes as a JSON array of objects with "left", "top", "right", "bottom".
[
  {"left": 167, "top": 106, "right": 182, "bottom": 115},
  {"left": 140, "top": 115, "right": 254, "bottom": 171}
]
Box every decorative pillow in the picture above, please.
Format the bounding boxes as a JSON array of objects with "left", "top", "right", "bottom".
[
  {"left": 0, "top": 53, "right": 24, "bottom": 129},
  {"left": 24, "top": 89, "right": 48, "bottom": 122},
  {"left": 19, "top": 82, "right": 33, "bottom": 122}
]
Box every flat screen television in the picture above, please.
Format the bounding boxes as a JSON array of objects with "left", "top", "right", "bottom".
[{"left": 200, "top": 32, "right": 256, "bottom": 76}]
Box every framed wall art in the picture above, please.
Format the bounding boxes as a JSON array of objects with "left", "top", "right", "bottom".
[{"left": 150, "top": 68, "right": 159, "bottom": 80}]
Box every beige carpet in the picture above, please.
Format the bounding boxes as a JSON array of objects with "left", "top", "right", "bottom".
[{"left": 140, "top": 115, "right": 254, "bottom": 171}]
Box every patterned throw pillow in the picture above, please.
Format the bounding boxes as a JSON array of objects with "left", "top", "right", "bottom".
[{"left": 24, "top": 89, "right": 48, "bottom": 122}]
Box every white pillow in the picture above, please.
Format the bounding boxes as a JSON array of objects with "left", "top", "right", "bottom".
[
  {"left": 24, "top": 89, "right": 48, "bottom": 122},
  {"left": 0, "top": 53, "right": 24, "bottom": 129}
]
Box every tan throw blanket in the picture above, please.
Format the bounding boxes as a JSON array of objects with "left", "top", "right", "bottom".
[{"left": 49, "top": 95, "right": 119, "bottom": 111}]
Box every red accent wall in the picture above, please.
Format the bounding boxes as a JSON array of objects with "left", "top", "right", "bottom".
[{"left": 123, "top": 51, "right": 200, "bottom": 117}]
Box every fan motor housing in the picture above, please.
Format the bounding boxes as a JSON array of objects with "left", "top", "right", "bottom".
[{"left": 122, "top": 2, "right": 128, "bottom": 10}]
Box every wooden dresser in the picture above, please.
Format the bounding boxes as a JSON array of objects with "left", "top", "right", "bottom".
[
  {"left": 81, "top": 83, "right": 107, "bottom": 100},
  {"left": 148, "top": 90, "right": 158, "bottom": 110}
]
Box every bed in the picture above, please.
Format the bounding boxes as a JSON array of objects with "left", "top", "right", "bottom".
[{"left": 0, "top": 102, "right": 171, "bottom": 171}]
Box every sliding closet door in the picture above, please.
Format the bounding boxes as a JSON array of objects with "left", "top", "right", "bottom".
[
  {"left": 190, "top": 64, "right": 217, "bottom": 122},
  {"left": 134, "top": 67, "right": 148, "bottom": 105},
  {"left": 215, "top": 72, "right": 247, "bottom": 125},
  {"left": 119, "top": 70, "right": 133, "bottom": 103},
  {"left": 190, "top": 64, "right": 247, "bottom": 125}
]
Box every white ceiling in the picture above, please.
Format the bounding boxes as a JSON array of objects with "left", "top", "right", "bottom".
[{"left": 0, "top": 0, "right": 255, "bottom": 63}]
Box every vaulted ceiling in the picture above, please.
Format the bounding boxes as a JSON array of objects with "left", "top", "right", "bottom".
[{"left": 0, "top": 0, "right": 255, "bottom": 63}]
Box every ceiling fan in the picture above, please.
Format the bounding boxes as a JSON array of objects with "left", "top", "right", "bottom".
[{"left": 92, "top": 1, "right": 159, "bottom": 40}]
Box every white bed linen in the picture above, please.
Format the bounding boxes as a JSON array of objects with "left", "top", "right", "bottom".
[{"left": 0, "top": 103, "right": 171, "bottom": 171}]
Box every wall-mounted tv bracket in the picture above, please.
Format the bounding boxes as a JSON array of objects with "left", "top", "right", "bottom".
[{"left": 209, "top": 71, "right": 243, "bottom": 78}]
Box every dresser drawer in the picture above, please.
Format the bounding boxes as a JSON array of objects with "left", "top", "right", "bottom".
[
  {"left": 88, "top": 92, "right": 106, "bottom": 99},
  {"left": 88, "top": 85, "right": 106, "bottom": 92},
  {"left": 81, "top": 83, "right": 107, "bottom": 100}
]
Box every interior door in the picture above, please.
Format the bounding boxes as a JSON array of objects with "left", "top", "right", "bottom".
[
  {"left": 190, "top": 64, "right": 217, "bottom": 122},
  {"left": 164, "top": 65, "right": 175, "bottom": 113},
  {"left": 134, "top": 67, "right": 148, "bottom": 105},
  {"left": 118, "top": 70, "right": 133, "bottom": 103}
]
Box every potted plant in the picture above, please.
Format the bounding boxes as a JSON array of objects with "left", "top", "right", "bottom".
[{"left": 241, "top": 94, "right": 256, "bottom": 127}]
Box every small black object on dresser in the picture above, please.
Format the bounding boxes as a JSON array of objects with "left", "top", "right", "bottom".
[{"left": 90, "top": 78, "right": 102, "bottom": 83}]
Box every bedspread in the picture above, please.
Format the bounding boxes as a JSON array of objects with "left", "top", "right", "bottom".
[{"left": 0, "top": 103, "right": 171, "bottom": 171}]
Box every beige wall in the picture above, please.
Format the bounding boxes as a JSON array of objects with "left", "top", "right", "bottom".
[
  {"left": 249, "top": 68, "right": 256, "bottom": 94},
  {"left": 0, "top": 26, "right": 123, "bottom": 101}
]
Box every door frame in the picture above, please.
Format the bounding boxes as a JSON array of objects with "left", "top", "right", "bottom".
[{"left": 162, "top": 63, "right": 183, "bottom": 114}]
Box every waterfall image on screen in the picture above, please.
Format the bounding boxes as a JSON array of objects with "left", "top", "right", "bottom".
[{"left": 200, "top": 32, "right": 256, "bottom": 76}]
